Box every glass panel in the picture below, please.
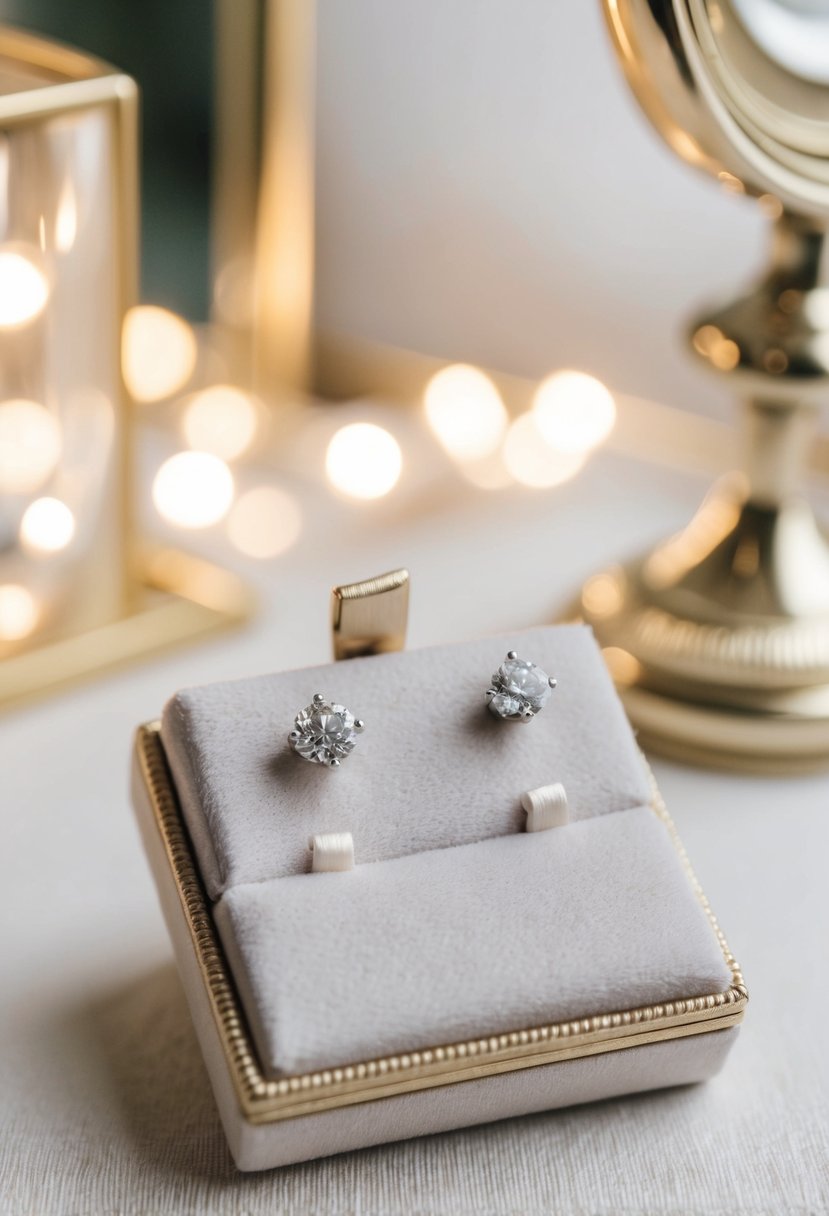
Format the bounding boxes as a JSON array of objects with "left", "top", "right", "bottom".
[{"left": 0, "top": 100, "right": 125, "bottom": 653}]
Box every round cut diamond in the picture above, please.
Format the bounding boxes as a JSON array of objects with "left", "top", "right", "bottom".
[
  {"left": 290, "top": 698, "right": 360, "bottom": 766},
  {"left": 487, "top": 655, "right": 555, "bottom": 721}
]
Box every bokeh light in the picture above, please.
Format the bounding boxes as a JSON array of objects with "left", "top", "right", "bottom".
[
  {"left": 581, "top": 571, "right": 625, "bottom": 619},
  {"left": 532, "top": 371, "right": 616, "bottom": 454},
  {"left": 0, "top": 250, "right": 49, "bottom": 327},
  {"left": 424, "top": 364, "right": 508, "bottom": 461},
  {"left": 602, "top": 646, "right": 642, "bottom": 686},
  {"left": 458, "top": 450, "right": 514, "bottom": 491},
  {"left": 0, "top": 399, "right": 62, "bottom": 493},
  {"left": 152, "top": 451, "right": 234, "bottom": 529},
  {"left": 227, "top": 485, "right": 302, "bottom": 559},
  {"left": 503, "top": 413, "right": 585, "bottom": 488},
  {"left": 0, "top": 584, "right": 38, "bottom": 641},
  {"left": 692, "top": 324, "right": 740, "bottom": 371},
  {"left": 325, "top": 423, "right": 402, "bottom": 500},
  {"left": 19, "top": 497, "right": 76, "bottom": 555},
  {"left": 182, "top": 385, "right": 259, "bottom": 460},
  {"left": 122, "top": 305, "right": 197, "bottom": 403}
]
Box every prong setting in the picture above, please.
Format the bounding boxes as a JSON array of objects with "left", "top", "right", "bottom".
[
  {"left": 289, "top": 696, "right": 363, "bottom": 766},
  {"left": 486, "top": 653, "right": 557, "bottom": 722}
]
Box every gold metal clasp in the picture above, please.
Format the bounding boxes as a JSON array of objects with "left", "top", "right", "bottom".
[{"left": 331, "top": 568, "right": 409, "bottom": 660}]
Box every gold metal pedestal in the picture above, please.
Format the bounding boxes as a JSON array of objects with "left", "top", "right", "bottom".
[
  {"left": 589, "top": 1, "right": 829, "bottom": 769},
  {"left": 581, "top": 214, "right": 829, "bottom": 770}
]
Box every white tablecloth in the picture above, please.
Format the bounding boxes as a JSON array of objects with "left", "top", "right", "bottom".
[{"left": 2, "top": 437, "right": 828, "bottom": 1214}]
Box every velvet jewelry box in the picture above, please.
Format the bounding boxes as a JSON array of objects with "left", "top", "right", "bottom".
[{"left": 130, "top": 625, "right": 746, "bottom": 1171}]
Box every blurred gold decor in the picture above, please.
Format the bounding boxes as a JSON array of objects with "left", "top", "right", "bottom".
[
  {"left": 212, "top": 0, "right": 315, "bottom": 397},
  {"left": 0, "top": 28, "right": 248, "bottom": 709},
  {"left": 579, "top": 1, "right": 829, "bottom": 770}
]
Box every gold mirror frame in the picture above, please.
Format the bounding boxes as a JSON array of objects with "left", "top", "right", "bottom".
[
  {"left": 605, "top": 0, "right": 829, "bottom": 207},
  {"left": 580, "top": 1, "right": 829, "bottom": 771}
]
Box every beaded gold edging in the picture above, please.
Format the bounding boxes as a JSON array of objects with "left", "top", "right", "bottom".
[
  {"left": 135, "top": 723, "right": 747, "bottom": 1125},
  {"left": 645, "top": 762, "right": 747, "bottom": 999}
]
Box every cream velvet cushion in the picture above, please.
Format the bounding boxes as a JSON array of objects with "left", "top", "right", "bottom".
[
  {"left": 161, "top": 626, "right": 653, "bottom": 898},
  {"left": 214, "top": 807, "right": 732, "bottom": 1077},
  {"left": 160, "top": 625, "right": 730, "bottom": 1080}
]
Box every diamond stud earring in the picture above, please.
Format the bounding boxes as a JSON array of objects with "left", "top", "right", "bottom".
[
  {"left": 486, "top": 650, "right": 557, "bottom": 722},
  {"left": 289, "top": 693, "right": 365, "bottom": 767}
]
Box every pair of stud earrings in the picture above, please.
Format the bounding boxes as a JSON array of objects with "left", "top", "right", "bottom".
[{"left": 287, "top": 649, "right": 558, "bottom": 768}]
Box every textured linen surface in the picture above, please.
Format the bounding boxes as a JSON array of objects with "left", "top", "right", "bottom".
[
  {"left": 162, "top": 625, "right": 652, "bottom": 896},
  {"left": 215, "top": 807, "right": 731, "bottom": 1076},
  {"left": 2, "top": 449, "right": 828, "bottom": 1214}
]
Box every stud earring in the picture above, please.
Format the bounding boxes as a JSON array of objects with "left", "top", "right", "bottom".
[
  {"left": 288, "top": 693, "right": 365, "bottom": 767},
  {"left": 486, "top": 650, "right": 557, "bottom": 722}
]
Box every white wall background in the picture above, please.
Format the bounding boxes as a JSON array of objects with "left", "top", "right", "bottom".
[{"left": 314, "top": 0, "right": 769, "bottom": 420}]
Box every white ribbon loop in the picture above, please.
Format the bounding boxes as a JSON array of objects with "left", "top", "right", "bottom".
[
  {"left": 521, "top": 783, "right": 569, "bottom": 833},
  {"left": 309, "top": 832, "right": 355, "bottom": 872}
]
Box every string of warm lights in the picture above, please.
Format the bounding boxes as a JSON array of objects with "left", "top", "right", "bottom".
[
  {"left": 0, "top": 288, "right": 618, "bottom": 641},
  {"left": 0, "top": 247, "right": 65, "bottom": 641}
]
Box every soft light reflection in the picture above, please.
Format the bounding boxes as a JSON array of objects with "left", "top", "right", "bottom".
[
  {"left": 692, "top": 325, "right": 740, "bottom": 371},
  {"left": 503, "top": 413, "right": 585, "bottom": 488},
  {"left": 602, "top": 646, "right": 642, "bottom": 686},
  {"left": 709, "top": 339, "right": 740, "bottom": 371},
  {"left": 692, "top": 324, "right": 721, "bottom": 356},
  {"left": 122, "top": 306, "right": 197, "bottom": 403},
  {"left": 0, "top": 251, "right": 49, "bottom": 327},
  {"left": 0, "top": 584, "right": 38, "bottom": 641},
  {"left": 645, "top": 479, "right": 744, "bottom": 589},
  {"left": 668, "top": 130, "right": 706, "bottom": 166},
  {"left": 20, "top": 497, "right": 76, "bottom": 555},
  {"left": 325, "top": 423, "right": 402, "bottom": 500},
  {"left": 458, "top": 450, "right": 514, "bottom": 491},
  {"left": 182, "top": 385, "right": 259, "bottom": 459},
  {"left": 213, "top": 255, "right": 255, "bottom": 327},
  {"left": 0, "top": 399, "right": 62, "bottom": 493},
  {"left": 227, "top": 485, "right": 302, "bottom": 559},
  {"left": 424, "top": 364, "right": 508, "bottom": 461},
  {"left": 152, "top": 451, "right": 234, "bottom": 529},
  {"left": 718, "top": 170, "right": 745, "bottom": 195},
  {"left": 803, "top": 288, "right": 829, "bottom": 326},
  {"left": 582, "top": 571, "right": 625, "bottom": 619},
  {"left": 532, "top": 371, "right": 616, "bottom": 454},
  {"left": 758, "top": 193, "right": 784, "bottom": 221},
  {"left": 55, "top": 180, "right": 78, "bottom": 253},
  {"left": 763, "top": 348, "right": 788, "bottom": 375}
]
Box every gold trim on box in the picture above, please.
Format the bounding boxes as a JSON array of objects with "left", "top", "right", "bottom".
[{"left": 136, "top": 722, "right": 747, "bottom": 1126}]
